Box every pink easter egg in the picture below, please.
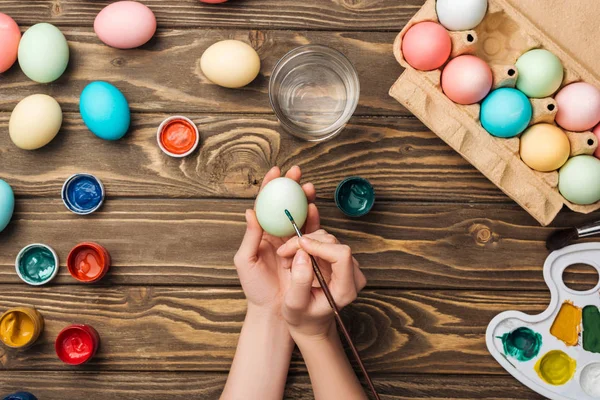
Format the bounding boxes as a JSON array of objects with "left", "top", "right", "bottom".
[
  {"left": 0, "top": 13, "right": 21, "bottom": 73},
  {"left": 442, "top": 55, "right": 492, "bottom": 104},
  {"left": 555, "top": 82, "right": 600, "bottom": 132},
  {"left": 94, "top": 1, "right": 157, "bottom": 49},
  {"left": 401, "top": 22, "right": 451, "bottom": 71},
  {"left": 594, "top": 124, "right": 600, "bottom": 159}
]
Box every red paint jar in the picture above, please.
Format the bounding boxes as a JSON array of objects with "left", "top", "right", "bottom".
[
  {"left": 157, "top": 116, "right": 200, "bottom": 157},
  {"left": 55, "top": 324, "right": 100, "bottom": 365},
  {"left": 67, "top": 242, "right": 111, "bottom": 283}
]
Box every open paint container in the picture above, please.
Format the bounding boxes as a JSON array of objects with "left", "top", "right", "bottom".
[
  {"left": 55, "top": 324, "right": 100, "bottom": 365},
  {"left": 0, "top": 307, "right": 44, "bottom": 349},
  {"left": 487, "top": 243, "right": 600, "bottom": 400},
  {"left": 61, "top": 173, "right": 105, "bottom": 215},
  {"left": 15, "top": 243, "right": 59, "bottom": 286},
  {"left": 3, "top": 393, "right": 38, "bottom": 400},
  {"left": 334, "top": 177, "right": 375, "bottom": 217},
  {"left": 157, "top": 116, "right": 200, "bottom": 157},
  {"left": 67, "top": 242, "right": 111, "bottom": 283}
]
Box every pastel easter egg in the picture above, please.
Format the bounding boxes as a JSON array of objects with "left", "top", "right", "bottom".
[
  {"left": 0, "top": 179, "right": 15, "bottom": 233},
  {"left": 201, "top": 40, "right": 261, "bottom": 88},
  {"left": 80, "top": 81, "right": 130, "bottom": 141},
  {"left": 0, "top": 13, "right": 21, "bottom": 73},
  {"left": 401, "top": 22, "right": 451, "bottom": 71},
  {"left": 555, "top": 82, "right": 600, "bottom": 132},
  {"left": 519, "top": 123, "right": 570, "bottom": 172},
  {"left": 436, "top": 0, "right": 488, "bottom": 31},
  {"left": 18, "top": 23, "right": 69, "bottom": 83},
  {"left": 442, "top": 55, "right": 492, "bottom": 104},
  {"left": 9, "top": 94, "right": 63, "bottom": 150},
  {"left": 559, "top": 155, "right": 600, "bottom": 204},
  {"left": 593, "top": 124, "right": 600, "bottom": 159},
  {"left": 94, "top": 1, "right": 157, "bottom": 49},
  {"left": 480, "top": 88, "right": 532, "bottom": 138},
  {"left": 515, "top": 49, "right": 563, "bottom": 98},
  {"left": 255, "top": 177, "right": 308, "bottom": 237}
]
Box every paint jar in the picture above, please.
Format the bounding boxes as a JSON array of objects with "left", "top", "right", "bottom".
[
  {"left": 3, "top": 392, "right": 38, "bottom": 400},
  {"left": 67, "top": 242, "right": 111, "bottom": 283},
  {"left": 269, "top": 45, "right": 360, "bottom": 142},
  {"left": 0, "top": 307, "right": 44, "bottom": 349},
  {"left": 157, "top": 116, "right": 200, "bottom": 157},
  {"left": 15, "top": 243, "right": 59, "bottom": 286},
  {"left": 55, "top": 324, "right": 100, "bottom": 365},
  {"left": 61, "top": 173, "right": 105, "bottom": 215},
  {"left": 334, "top": 177, "right": 375, "bottom": 217}
]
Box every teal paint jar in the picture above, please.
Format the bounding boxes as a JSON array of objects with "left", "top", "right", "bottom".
[
  {"left": 15, "top": 243, "right": 59, "bottom": 286},
  {"left": 334, "top": 177, "right": 375, "bottom": 217}
]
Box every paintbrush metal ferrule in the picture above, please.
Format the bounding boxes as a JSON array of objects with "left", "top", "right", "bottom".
[{"left": 577, "top": 221, "right": 600, "bottom": 237}]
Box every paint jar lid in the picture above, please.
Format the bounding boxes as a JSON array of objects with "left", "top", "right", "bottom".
[
  {"left": 67, "top": 242, "right": 111, "bottom": 283},
  {"left": 61, "top": 173, "right": 105, "bottom": 215},
  {"left": 3, "top": 393, "right": 38, "bottom": 400},
  {"left": 55, "top": 324, "right": 100, "bottom": 365},
  {"left": 0, "top": 307, "right": 44, "bottom": 349},
  {"left": 334, "top": 177, "right": 375, "bottom": 217},
  {"left": 157, "top": 116, "right": 200, "bottom": 158},
  {"left": 15, "top": 244, "right": 59, "bottom": 286}
]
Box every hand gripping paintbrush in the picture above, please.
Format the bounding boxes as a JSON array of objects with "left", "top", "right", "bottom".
[{"left": 285, "top": 210, "right": 380, "bottom": 400}]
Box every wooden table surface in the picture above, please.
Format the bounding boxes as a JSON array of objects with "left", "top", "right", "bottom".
[{"left": 0, "top": 1, "right": 598, "bottom": 399}]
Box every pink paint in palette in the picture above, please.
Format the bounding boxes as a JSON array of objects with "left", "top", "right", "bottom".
[{"left": 487, "top": 243, "right": 600, "bottom": 399}]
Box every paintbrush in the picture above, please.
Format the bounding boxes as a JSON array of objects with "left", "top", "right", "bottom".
[
  {"left": 285, "top": 209, "right": 380, "bottom": 400},
  {"left": 546, "top": 219, "right": 600, "bottom": 251}
]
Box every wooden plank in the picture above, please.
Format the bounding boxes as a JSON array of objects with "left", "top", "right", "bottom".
[
  {"left": 3, "top": 0, "right": 423, "bottom": 31},
  {"left": 2, "top": 199, "right": 598, "bottom": 289},
  {"left": 0, "top": 285, "right": 549, "bottom": 374},
  {"left": 0, "top": 113, "right": 506, "bottom": 202},
  {"left": 0, "top": 29, "right": 406, "bottom": 116},
  {"left": 0, "top": 372, "right": 544, "bottom": 399}
]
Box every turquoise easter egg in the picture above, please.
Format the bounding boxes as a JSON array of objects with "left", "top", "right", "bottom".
[
  {"left": 80, "top": 81, "right": 130, "bottom": 140},
  {"left": 516, "top": 49, "right": 564, "bottom": 98},
  {"left": 480, "top": 88, "right": 532, "bottom": 138},
  {"left": 18, "top": 23, "right": 69, "bottom": 83},
  {"left": 559, "top": 155, "right": 600, "bottom": 205},
  {"left": 0, "top": 179, "right": 15, "bottom": 233}
]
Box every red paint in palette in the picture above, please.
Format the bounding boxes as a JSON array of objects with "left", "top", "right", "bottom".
[
  {"left": 55, "top": 324, "right": 100, "bottom": 365},
  {"left": 67, "top": 242, "right": 110, "bottom": 283},
  {"left": 157, "top": 116, "right": 200, "bottom": 157}
]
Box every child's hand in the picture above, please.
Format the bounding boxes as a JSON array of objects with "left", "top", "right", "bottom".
[
  {"left": 277, "top": 231, "right": 367, "bottom": 340},
  {"left": 234, "top": 166, "right": 320, "bottom": 318}
]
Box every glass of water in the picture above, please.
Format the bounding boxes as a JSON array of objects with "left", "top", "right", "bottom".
[{"left": 269, "top": 45, "right": 360, "bottom": 141}]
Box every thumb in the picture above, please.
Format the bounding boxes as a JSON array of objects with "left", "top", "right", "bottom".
[
  {"left": 285, "top": 250, "right": 314, "bottom": 311},
  {"left": 234, "top": 209, "right": 263, "bottom": 265}
]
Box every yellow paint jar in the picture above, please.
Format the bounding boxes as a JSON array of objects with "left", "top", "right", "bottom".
[{"left": 0, "top": 307, "right": 44, "bottom": 349}]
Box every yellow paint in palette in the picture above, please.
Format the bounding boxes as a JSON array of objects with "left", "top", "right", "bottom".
[
  {"left": 0, "top": 307, "right": 44, "bottom": 349},
  {"left": 534, "top": 350, "right": 576, "bottom": 386},
  {"left": 550, "top": 301, "right": 582, "bottom": 346}
]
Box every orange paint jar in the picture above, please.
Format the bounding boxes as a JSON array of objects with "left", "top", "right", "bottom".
[
  {"left": 157, "top": 116, "right": 200, "bottom": 157},
  {"left": 67, "top": 242, "right": 111, "bottom": 283},
  {"left": 0, "top": 307, "right": 44, "bottom": 349}
]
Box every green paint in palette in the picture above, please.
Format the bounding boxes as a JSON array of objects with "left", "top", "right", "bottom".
[
  {"left": 500, "top": 327, "right": 543, "bottom": 362},
  {"left": 583, "top": 305, "right": 600, "bottom": 353},
  {"left": 15, "top": 244, "right": 59, "bottom": 285}
]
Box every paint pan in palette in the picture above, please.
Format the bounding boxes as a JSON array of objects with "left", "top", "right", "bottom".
[{"left": 487, "top": 243, "right": 600, "bottom": 400}]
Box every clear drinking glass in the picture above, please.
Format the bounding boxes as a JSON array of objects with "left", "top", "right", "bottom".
[{"left": 269, "top": 45, "right": 360, "bottom": 141}]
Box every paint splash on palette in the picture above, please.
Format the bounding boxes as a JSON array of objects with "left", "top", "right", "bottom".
[{"left": 487, "top": 243, "right": 600, "bottom": 400}]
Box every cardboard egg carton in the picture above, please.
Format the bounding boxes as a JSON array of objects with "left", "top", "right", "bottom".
[{"left": 389, "top": 0, "right": 600, "bottom": 226}]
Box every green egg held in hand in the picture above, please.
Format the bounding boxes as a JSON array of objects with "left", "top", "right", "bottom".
[{"left": 255, "top": 177, "right": 308, "bottom": 237}]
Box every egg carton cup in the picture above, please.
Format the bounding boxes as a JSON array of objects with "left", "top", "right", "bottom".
[{"left": 390, "top": 0, "right": 600, "bottom": 226}]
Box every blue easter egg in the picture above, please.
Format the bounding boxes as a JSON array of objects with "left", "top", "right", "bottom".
[
  {"left": 0, "top": 179, "right": 15, "bottom": 233},
  {"left": 80, "top": 81, "right": 130, "bottom": 140},
  {"left": 480, "top": 88, "right": 532, "bottom": 138}
]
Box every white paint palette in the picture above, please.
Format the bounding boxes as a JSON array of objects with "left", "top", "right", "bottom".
[{"left": 487, "top": 243, "right": 600, "bottom": 400}]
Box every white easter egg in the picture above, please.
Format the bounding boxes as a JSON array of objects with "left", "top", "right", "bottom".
[
  {"left": 255, "top": 177, "right": 308, "bottom": 237},
  {"left": 9, "top": 94, "right": 63, "bottom": 150},
  {"left": 200, "top": 40, "right": 261, "bottom": 88},
  {"left": 436, "top": 0, "right": 488, "bottom": 31}
]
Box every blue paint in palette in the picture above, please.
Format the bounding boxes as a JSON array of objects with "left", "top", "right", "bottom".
[
  {"left": 4, "top": 392, "right": 38, "bottom": 400},
  {"left": 61, "top": 174, "right": 105, "bottom": 215}
]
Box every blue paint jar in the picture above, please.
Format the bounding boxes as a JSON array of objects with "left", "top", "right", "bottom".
[
  {"left": 3, "top": 392, "right": 38, "bottom": 400},
  {"left": 61, "top": 173, "right": 105, "bottom": 215},
  {"left": 480, "top": 88, "right": 532, "bottom": 138},
  {"left": 335, "top": 177, "right": 375, "bottom": 217}
]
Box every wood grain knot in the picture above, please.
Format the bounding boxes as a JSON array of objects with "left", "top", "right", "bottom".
[
  {"left": 111, "top": 57, "right": 127, "bottom": 67},
  {"left": 248, "top": 30, "right": 266, "bottom": 51},
  {"left": 51, "top": 0, "right": 63, "bottom": 16},
  {"left": 469, "top": 223, "right": 495, "bottom": 245}
]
